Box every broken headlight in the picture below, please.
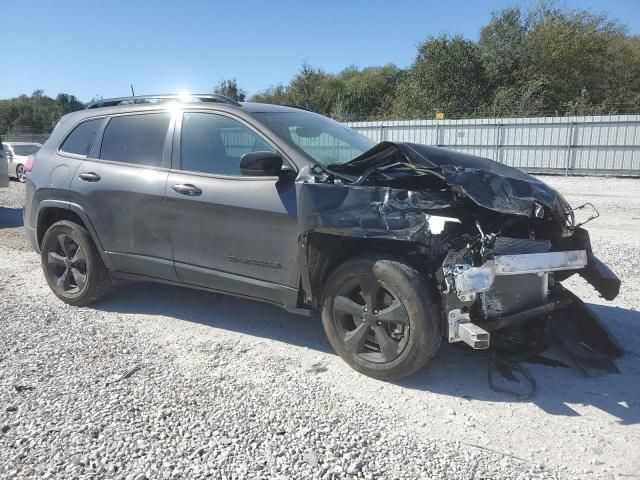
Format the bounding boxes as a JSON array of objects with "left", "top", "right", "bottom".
[{"left": 452, "top": 264, "right": 495, "bottom": 303}]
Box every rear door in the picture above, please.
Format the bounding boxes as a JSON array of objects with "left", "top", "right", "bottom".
[
  {"left": 70, "top": 111, "right": 177, "bottom": 280},
  {"left": 164, "top": 111, "right": 299, "bottom": 304}
]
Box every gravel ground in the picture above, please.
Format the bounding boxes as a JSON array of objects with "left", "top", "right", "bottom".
[{"left": 1, "top": 177, "right": 639, "bottom": 480}]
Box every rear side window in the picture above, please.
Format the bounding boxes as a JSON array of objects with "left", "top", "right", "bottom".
[
  {"left": 13, "top": 145, "right": 40, "bottom": 156},
  {"left": 60, "top": 118, "right": 103, "bottom": 156},
  {"left": 100, "top": 113, "right": 170, "bottom": 167}
]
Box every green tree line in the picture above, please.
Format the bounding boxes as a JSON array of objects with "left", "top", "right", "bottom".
[
  {"left": 250, "top": 2, "right": 640, "bottom": 120},
  {"left": 0, "top": 90, "right": 84, "bottom": 135},
  {"left": 2, "top": 1, "right": 640, "bottom": 134}
]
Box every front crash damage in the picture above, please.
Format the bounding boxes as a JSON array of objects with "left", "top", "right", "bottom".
[{"left": 296, "top": 141, "right": 623, "bottom": 378}]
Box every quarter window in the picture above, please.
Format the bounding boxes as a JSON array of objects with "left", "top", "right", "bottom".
[
  {"left": 60, "top": 118, "right": 103, "bottom": 156},
  {"left": 100, "top": 113, "right": 170, "bottom": 167},
  {"left": 180, "top": 113, "right": 275, "bottom": 176}
]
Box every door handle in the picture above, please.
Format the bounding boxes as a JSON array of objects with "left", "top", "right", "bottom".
[
  {"left": 172, "top": 184, "right": 202, "bottom": 196},
  {"left": 79, "top": 172, "right": 101, "bottom": 182}
]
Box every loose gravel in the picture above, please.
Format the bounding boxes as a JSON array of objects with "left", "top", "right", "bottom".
[{"left": 1, "top": 177, "right": 639, "bottom": 479}]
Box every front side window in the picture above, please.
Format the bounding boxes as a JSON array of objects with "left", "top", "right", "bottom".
[
  {"left": 100, "top": 113, "right": 170, "bottom": 167},
  {"left": 180, "top": 112, "right": 275, "bottom": 176},
  {"left": 60, "top": 118, "right": 103, "bottom": 156},
  {"left": 254, "top": 111, "right": 374, "bottom": 166}
]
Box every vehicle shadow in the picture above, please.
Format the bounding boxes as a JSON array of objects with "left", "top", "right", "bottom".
[
  {"left": 94, "top": 282, "right": 640, "bottom": 424},
  {"left": 399, "top": 303, "right": 640, "bottom": 425},
  {"left": 95, "top": 281, "right": 333, "bottom": 354},
  {"left": 0, "top": 207, "right": 23, "bottom": 228}
]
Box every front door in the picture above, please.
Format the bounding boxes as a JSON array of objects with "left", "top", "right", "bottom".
[
  {"left": 71, "top": 112, "right": 176, "bottom": 280},
  {"left": 165, "top": 111, "right": 299, "bottom": 304}
]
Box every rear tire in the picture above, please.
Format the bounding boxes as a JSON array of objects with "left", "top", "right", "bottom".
[
  {"left": 41, "top": 220, "right": 111, "bottom": 306},
  {"left": 16, "top": 164, "right": 26, "bottom": 183},
  {"left": 321, "top": 254, "right": 441, "bottom": 381}
]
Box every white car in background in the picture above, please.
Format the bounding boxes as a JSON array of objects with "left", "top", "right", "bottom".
[
  {"left": 2, "top": 142, "right": 41, "bottom": 182},
  {"left": 0, "top": 139, "right": 8, "bottom": 188}
]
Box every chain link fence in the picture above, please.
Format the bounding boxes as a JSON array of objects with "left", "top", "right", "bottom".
[{"left": 1, "top": 133, "right": 50, "bottom": 144}]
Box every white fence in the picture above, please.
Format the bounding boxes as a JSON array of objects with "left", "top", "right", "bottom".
[{"left": 345, "top": 115, "right": 640, "bottom": 176}]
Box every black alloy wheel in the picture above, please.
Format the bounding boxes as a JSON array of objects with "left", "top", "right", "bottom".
[{"left": 332, "top": 275, "right": 409, "bottom": 364}]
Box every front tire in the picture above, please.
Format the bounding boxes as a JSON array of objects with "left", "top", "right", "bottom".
[
  {"left": 321, "top": 254, "right": 441, "bottom": 381},
  {"left": 40, "top": 220, "right": 111, "bottom": 306}
]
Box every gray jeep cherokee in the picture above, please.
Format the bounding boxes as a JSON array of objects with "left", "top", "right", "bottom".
[{"left": 24, "top": 94, "right": 623, "bottom": 380}]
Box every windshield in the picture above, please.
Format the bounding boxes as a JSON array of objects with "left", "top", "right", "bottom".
[
  {"left": 254, "top": 112, "right": 374, "bottom": 166},
  {"left": 12, "top": 144, "right": 40, "bottom": 156}
]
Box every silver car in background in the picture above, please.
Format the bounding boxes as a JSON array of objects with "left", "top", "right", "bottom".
[{"left": 2, "top": 142, "right": 42, "bottom": 182}]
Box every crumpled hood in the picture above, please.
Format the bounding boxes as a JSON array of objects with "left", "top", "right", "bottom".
[{"left": 329, "top": 141, "right": 571, "bottom": 219}]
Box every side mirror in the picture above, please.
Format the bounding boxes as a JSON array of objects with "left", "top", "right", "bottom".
[{"left": 240, "top": 151, "right": 283, "bottom": 176}]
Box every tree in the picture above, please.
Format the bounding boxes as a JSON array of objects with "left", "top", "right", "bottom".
[
  {"left": 0, "top": 91, "right": 86, "bottom": 135},
  {"left": 482, "top": 79, "right": 550, "bottom": 117},
  {"left": 250, "top": 84, "right": 288, "bottom": 105},
  {"left": 56, "top": 94, "right": 85, "bottom": 115},
  {"left": 479, "top": 7, "right": 528, "bottom": 90},
  {"left": 479, "top": 2, "right": 640, "bottom": 116},
  {"left": 393, "top": 36, "right": 489, "bottom": 118},
  {"left": 333, "top": 65, "right": 403, "bottom": 120},
  {"left": 213, "top": 78, "right": 246, "bottom": 102},
  {"left": 525, "top": 5, "right": 625, "bottom": 109},
  {"left": 250, "top": 64, "right": 343, "bottom": 116},
  {"left": 285, "top": 64, "right": 337, "bottom": 115}
]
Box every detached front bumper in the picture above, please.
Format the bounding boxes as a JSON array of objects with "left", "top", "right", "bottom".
[{"left": 568, "top": 227, "right": 620, "bottom": 300}]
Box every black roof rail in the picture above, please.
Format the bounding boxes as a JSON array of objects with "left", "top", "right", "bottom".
[
  {"left": 86, "top": 94, "right": 242, "bottom": 109},
  {"left": 282, "top": 104, "right": 314, "bottom": 112}
]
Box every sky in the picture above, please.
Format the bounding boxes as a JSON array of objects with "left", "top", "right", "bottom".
[{"left": 3, "top": 0, "right": 640, "bottom": 102}]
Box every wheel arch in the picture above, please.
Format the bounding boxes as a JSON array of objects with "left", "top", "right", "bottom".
[
  {"left": 299, "top": 231, "right": 434, "bottom": 309},
  {"left": 36, "top": 202, "right": 113, "bottom": 269}
]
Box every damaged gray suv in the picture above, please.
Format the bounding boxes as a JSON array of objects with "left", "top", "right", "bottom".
[{"left": 24, "top": 94, "right": 622, "bottom": 380}]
